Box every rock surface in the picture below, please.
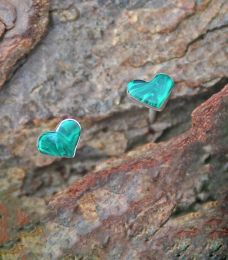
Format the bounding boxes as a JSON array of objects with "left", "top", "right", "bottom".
[
  {"left": 0, "top": 0, "right": 227, "bottom": 192},
  {"left": 45, "top": 86, "right": 228, "bottom": 259},
  {"left": 0, "top": 0, "right": 227, "bottom": 258},
  {"left": 0, "top": 0, "right": 49, "bottom": 87},
  {"left": 0, "top": 85, "right": 227, "bottom": 259}
]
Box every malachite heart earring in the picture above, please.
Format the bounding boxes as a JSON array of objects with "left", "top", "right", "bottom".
[
  {"left": 37, "top": 119, "right": 81, "bottom": 158},
  {"left": 127, "top": 73, "right": 174, "bottom": 111}
]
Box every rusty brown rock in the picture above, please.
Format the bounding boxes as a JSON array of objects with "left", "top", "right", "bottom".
[
  {"left": 44, "top": 86, "right": 228, "bottom": 259},
  {"left": 0, "top": 0, "right": 49, "bottom": 87},
  {"left": 0, "top": 0, "right": 227, "bottom": 258}
]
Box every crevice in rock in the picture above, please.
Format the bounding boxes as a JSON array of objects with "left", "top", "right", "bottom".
[
  {"left": 150, "top": 23, "right": 228, "bottom": 67},
  {"left": 184, "top": 23, "right": 228, "bottom": 57},
  {"left": 20, "top": 146, "right": 109, "bottom": 197},
  {"left": 156, "top": 77, "right": 228, "bottom": 142},
  {"left": 18, "top": 78, "right": 227, "bottom": 199},
  {"left": 171, "top": 197, "right": 216, "bottom": 219}
]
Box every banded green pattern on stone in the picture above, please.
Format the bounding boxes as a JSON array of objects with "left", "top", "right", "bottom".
[
  {"left": 37, "top": 119, "right": 81, "bottom": 158},
  {"left": 127, "top": 73, "right": 174, "bottom": 110}
]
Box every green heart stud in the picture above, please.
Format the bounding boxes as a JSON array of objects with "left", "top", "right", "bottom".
[
  {"left": 127, "top": 73, "right": 174, "bottom": 111},
  {"left": 37, "top": 119, "right": 81, "bottom": 158}
]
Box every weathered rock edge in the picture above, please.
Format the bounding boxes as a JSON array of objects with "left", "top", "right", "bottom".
[
  {"left": 0, "top": 0, "right": 49, "bottom": 88},
  {"left": 46, "top": 86, "right": 228, "bottom": 258}
]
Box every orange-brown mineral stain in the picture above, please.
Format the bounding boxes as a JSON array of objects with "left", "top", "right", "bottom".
[
  {"left": 79, "top": 193, "right": 98, "bottom": 223},
  {"left": 0, "top": 202, "right": 9, "bottom": 245},
  {"left": 0, "top": 218, "right": 9, "bottom": 245},
  {"left": 16, "top": 208, "right": 29, "bottom": 227},
  {"left": 176, "top": 227, "right": 199, "bottom": 239}
]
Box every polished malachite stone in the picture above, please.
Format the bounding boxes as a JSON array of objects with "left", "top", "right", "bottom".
[
  {"left": 37, "top": 119, "right": 81, "bottom": 158},
  {"left": 127, "top": 73, "right": 174, "bottom": 111}
]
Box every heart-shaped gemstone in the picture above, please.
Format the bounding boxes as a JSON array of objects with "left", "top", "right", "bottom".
[
  {"left": 127, "top": 73, "right": 174, "bottom": 111},
  {"left": 37, "top": 119, "right": 81, "bottom": 158}
]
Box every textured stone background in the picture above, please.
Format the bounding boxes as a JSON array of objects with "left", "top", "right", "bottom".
[{"left": 0, "top": 0, "right": 227, "bottom": 259}]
